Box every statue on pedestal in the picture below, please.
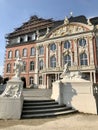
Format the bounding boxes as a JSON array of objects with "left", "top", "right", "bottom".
[
  {"left": 0, "top": 58, "right": 23, "bottom": 98},
  {"left": 60, "top": 63, "right": 82, "bottom": 79}
]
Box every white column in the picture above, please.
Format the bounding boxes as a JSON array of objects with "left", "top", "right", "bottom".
[
  {"left": 89, "top": 36, "right": 94, "bottom": 65},
  {"left": 93, "top": 72, "right": 96, "bottom": 83},
  {"left": 90, "top": 72, "right": 93, "bottom": 82},
  {"left": 74, "top": 39, "right": 78, "bottom": 65},
  {"left": 47, "top": 75, "right": 49, "bottom": 89},
  {"left": 58, "top": 73, "right": 60, "bottom": 80},
  {"left": 35, "top": 47, "right": 39, "bottom": 87},
  {"left": 58, "top": 42, "right": 61, "bottom": 67},
  {"left": 46, "top": 44, "right": 49, "bottom": 68}
]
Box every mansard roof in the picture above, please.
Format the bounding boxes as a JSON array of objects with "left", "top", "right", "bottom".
[
  {"left": 6, "top": 15, "right": 98, "bottom": 39},
  {"left": 7, "top": 15, "right": 63, "bottom": 38}
]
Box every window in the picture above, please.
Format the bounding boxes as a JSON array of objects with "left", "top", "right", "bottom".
[
  {"left": 64, "top": 55, "right": 71, "bottom": 66},
  {"left": 30, "top": 61, "right": 35, "bottom": 71},
  {"left": 7, "top": 63, "right": 11, "bottom": 73},
  {"left": 50, "top": 43, "right": 56, "bottom": 51},
  {"left": 32, "top": 33, "right": 36, "bottom": 41},
  {"left": 39, "top": 76, "right": 42, "bottom": 85},
  {"left": 22, "top": 48, "right": 27, "bottom": 57},
  {"left": 79, "top": 38, "right": 86, "bottom": 47},
  {"left": 39, "top": 46, "right": 44, "bottom": 55},
  {"left": 39, "top": 60, "right": 43, "bottom": 70},
  {"left": 8, "top": 51, "right": 12, "bottom": 59},
  {"left": 64, "top": 41, "right": 70, "bottom": 49},
  {"left": 29, "top": 77, "right": 34, "bottom": 85},
  {"left": 80, "top": 53, "right": 88, "bottom": 65},
  {"left": 31, "top": 47, "right": 35, "bottom": 56},
  {"left": 15, "top": 50, "right": 19, "bottom": 58},
  {"left": 22, "top": 61, "right": 26, "bottom": 72},
  {"left": 50, "top": 56, "right": 56, "bottom": 68}
]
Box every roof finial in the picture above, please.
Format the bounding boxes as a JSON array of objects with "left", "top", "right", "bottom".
[
  {"left": 87, "top": 18, "right": 92, "bottom": 26},
  {"left": 64, "top": 16, "right": 69, "bottom": 25}
]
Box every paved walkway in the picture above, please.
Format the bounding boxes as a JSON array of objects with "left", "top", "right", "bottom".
[{"left": 0, "top": 113, "right": 98, "bottom": 130}]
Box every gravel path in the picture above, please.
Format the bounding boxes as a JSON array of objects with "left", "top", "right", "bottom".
[{"left": 0, "top": 113, "right": 98, "bottom": 130}]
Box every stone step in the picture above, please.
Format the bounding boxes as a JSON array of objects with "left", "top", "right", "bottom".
[
  {"left": 24, "top": 99, "right": 55, "bottom": 103},
  {"left": 23, "top": 101, "right": 58, "bottom": 106},
  {"left": 22, "top": 106, "right": 72, "bottom": 114},
  {"left": 21, "top": 109, "right": 77, "bottom": 118},
  {"left": 23, "top": 89, "right": 52, "bottom": 97},
  {"left": 23, "top": 104, "right": 66, "bottom": 110}
]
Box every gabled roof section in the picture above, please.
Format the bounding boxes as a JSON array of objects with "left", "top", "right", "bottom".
[{"left": 7, "top": 15, "right": 63, "bottom": 38}]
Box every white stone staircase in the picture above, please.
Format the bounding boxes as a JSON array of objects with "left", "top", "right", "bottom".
[{"left": 21, "top": 89, "right": 77, "bottom": 118}]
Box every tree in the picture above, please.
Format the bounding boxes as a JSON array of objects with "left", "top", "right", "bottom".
[{"left": 0, "top": 75, "right": 3, "bottom": 84}]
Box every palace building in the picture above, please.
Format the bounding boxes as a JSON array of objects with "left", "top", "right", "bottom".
[{"left": 4, "top": 15, "right": 98, "bottom": 88}]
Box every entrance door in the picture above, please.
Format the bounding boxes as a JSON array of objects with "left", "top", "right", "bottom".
[{"left": 50, "top": 74, "right": 55, "bottom": 88}]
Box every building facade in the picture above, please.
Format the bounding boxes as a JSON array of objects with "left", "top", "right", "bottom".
[{"left": 4, "top": 15, "right": 98, "bottom": 88}]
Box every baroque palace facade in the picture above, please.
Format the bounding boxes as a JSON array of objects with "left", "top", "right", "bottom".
[{"left": 4, "top": 15, "right": 98, "bottom": 88}]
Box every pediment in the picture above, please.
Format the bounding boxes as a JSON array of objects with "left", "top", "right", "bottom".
[{"left": 47, "top": 22, "right": 93, "bottom": 38}]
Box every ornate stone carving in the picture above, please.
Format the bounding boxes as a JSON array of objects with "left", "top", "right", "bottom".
[
  {"left": 64, "top": 17, "right": 69, "bottom": 25},
  {"left": 60, "top": 63, "right": 82, "bottom": 79},
  {"left": 50, "top": 24, "right": 88, "bottom": 38},
  {"left": 1, "top": 84, "right": 23, "bottom": 98},
  {"left": 0, "top": 58, "right": 23, "bottom": 98}
]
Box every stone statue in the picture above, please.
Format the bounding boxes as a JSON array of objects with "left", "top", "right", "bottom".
[
  {"left": 13, "top": 57, "right": 23, "bottom": 79},
  {"left": 60, "top": 63, "right": 82, "bottom": 79},
  {"left": 60, "top": 63, "right": 70, "bottom": 78},
  {"left": 0, "top": 58, "right": 23, "bottom": 98},
  {"left": 64, "top": 17, "right": 69, "bottom": 25},
  {"left": 87, "top": 18, "right": 92, "bottom": 26}
]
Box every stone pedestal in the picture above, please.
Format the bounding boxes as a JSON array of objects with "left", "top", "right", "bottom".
[
  {"left": 0, "top": 96, "right": 23, "bottom": 119},
  {"left": 51, "top": 78, "right": 97, "bottom": 114},
  {"left": 0, "top": 78, "right": 24, "bottom": 119}
]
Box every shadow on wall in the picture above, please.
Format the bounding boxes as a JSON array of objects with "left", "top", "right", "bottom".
[{"left": 62, "top": 82, "right": 77, "bottom": 107}]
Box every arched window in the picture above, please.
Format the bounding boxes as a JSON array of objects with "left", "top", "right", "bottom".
[
  {"left": 80, "top": 53, "right": 88, "bottom": 65},
  {"left": 50, "top": 56, "right": 56, "bottom": 68},
  {"left": 30, "top": 61, "right": 35, "bottom": 71},
  {"left": 79, "top": 38, "right": 86, "bottom": 47},
  {"left": 29, "top": 77, "right": 34, "bottom": 85},
  {"left": 64, "top": 55, "right": 71, "bottom": 66},
  {"left": 15, "top": 50, "right": 19, "bottom": 58},
  {"left": 64, "top": 41, "right": 70, "bottom": 49},
  {"left": 22, "top": 61, "right": 26, "bottom": 72},
  {"left": 8, "top": 51, "right": 12, "bottom": 59},
  {"left": 39, "top": 60, "right": 43, "bottom": 70},
  {"left": 39, "top": 46, "right": 44, "bottom": 55},
  {"left": 39, "top": 76, "right": 42, "bottom": 85},
  {"left": 22, "top": 48, "right": 27, "bottom": 57},
  {"left": 7, "top": 63, "right": 11, "bottom": 73},
  {"left": 31, "top": 47, "right": 35, "bottom": 56},
  {"left": 50, "top": 43, "right": 56, "bottom": 51}
]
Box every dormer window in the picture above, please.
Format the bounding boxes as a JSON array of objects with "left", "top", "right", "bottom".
[
  {"left": 32, "top": 33, "right": 36, "bottom": 41},
  {"left": 17, "top": 37, "right": 20, "bottom": 43}
]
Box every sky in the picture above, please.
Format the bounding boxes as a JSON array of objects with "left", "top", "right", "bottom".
[{"left": 0, "top": 0, "right": 98, "bottom": 76}]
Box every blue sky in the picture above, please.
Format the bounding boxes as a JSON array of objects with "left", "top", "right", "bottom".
[{"left": 0, "top": 0, "right": 98, "bottom": 75}]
